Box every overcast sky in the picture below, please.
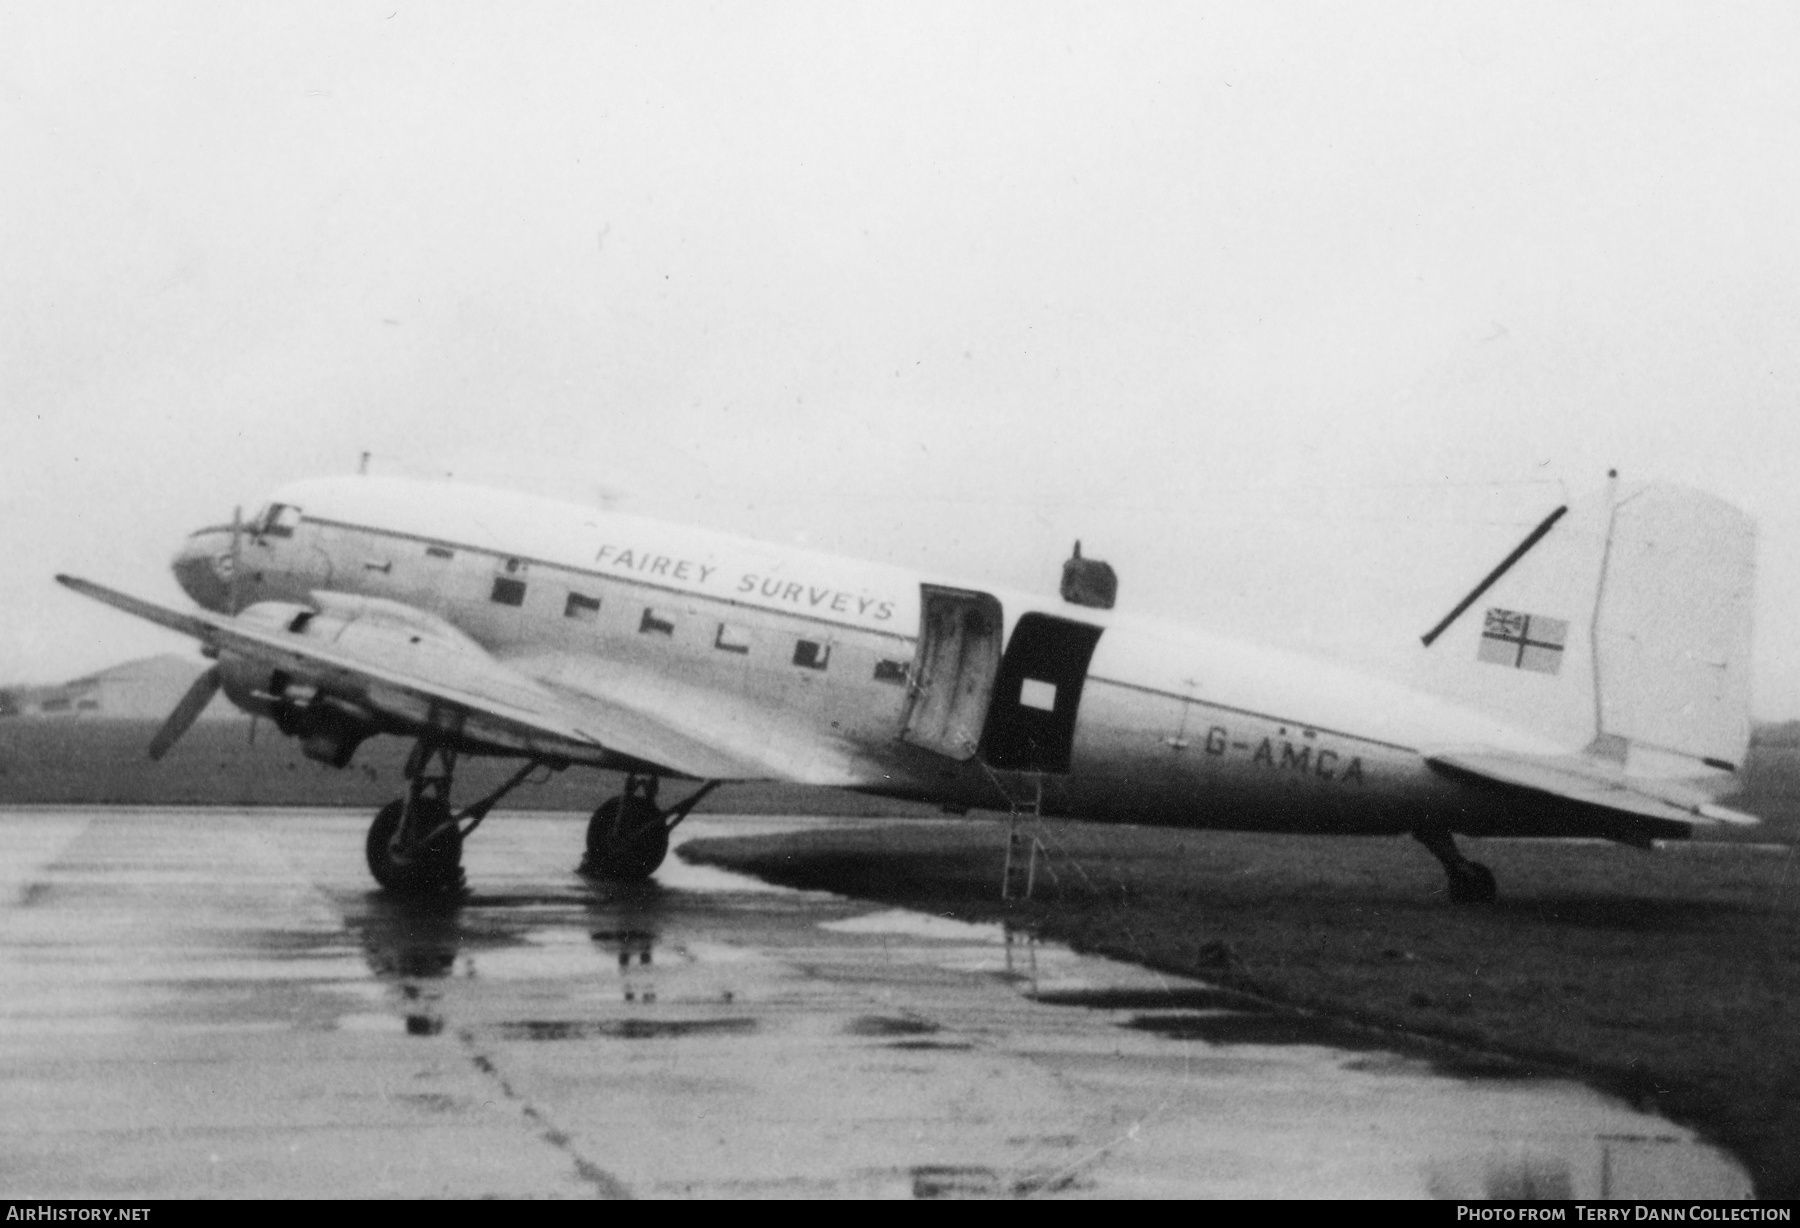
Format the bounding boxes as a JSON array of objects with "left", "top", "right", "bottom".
[{"left": 5, "top": 3, "right": 1800, "bottom": 716}]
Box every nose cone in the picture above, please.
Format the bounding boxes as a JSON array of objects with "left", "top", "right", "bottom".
[{"left": 172, "top": 528, "right": 238, "bottom": 612}]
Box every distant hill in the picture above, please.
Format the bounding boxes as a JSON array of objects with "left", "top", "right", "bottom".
[
  {"left": 0, "top": 655, "right": 240, "bottom": 722},
  {"left": 1752, "top": 720, "right": 1800, "bottom": 749}
]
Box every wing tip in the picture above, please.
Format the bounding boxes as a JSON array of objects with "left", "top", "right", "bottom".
[
  {"left": 1697, "top": 803, "right": 1762, "bottom": 826},
  {"left": 55, "top": 574, "right": 107, "bottom": 598}
]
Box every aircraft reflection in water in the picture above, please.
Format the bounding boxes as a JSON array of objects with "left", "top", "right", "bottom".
[
  {"left": 59, "top": 469, "right": 1760, "bottom": 903},
  {"left": 345, "top": 878, "right": 1049, "bottom": 1044},
  {"left": 349, "top": 883, "right": 671, "bottom": 1038}
]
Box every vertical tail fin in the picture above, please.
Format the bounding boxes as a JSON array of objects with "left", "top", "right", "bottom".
[
  {"left": 1419, "top": 481, "right": 1755, "bottom": 774},
  {"left": 1592, "top": 484, "right": 1755, "bottom": 772}
]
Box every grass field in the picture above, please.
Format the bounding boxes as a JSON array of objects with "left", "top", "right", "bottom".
[
  {"left": 681, "top": 818, "right": 1800, "bottom": 1199},
  {"left": 0, "top": 719, "right": 943, "bottom": 817}
]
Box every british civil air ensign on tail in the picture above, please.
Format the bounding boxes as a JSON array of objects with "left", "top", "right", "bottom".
[
  {"left": 1478, "top": 609, "right": 1568, "bottom": 675},
  {"left": 58, "top": 472, "right": 1760, "bottom": 904}
]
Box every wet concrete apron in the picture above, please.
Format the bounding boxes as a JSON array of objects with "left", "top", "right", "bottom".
[{"left": 0, "top": 808, "right": 1753, "bottom": 1199}]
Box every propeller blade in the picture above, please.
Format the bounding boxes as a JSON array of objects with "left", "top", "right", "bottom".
[
  {"left": 228, "top": 505, "right": 243, "bottom": 615},
  {"left": 149, "top": 666, "right": 222, "bottom": 761}
]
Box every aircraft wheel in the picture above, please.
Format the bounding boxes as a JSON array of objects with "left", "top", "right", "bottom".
[
  {"left": 366, "top": 800, "right": 465, "bottom": 895},
  {"left": 583, "top": 795, "right": 669, "bottom": 881},
  {"left": 1448, "top": 860, "right": 1497, "bottom": 905}
]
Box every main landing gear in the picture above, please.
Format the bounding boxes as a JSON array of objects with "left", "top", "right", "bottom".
[
  {"left": 365, "top": 742, "right": 546, "bottom": 896},
  {"left": 581, "top": 773, "right": 722, "bottom": 881},
  {"left": 1413, "top": 829, "right": 1498, "bottom": 904}
]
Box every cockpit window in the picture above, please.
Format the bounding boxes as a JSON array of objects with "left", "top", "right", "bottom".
[{"left": 257, "top": 503, "right": 303, "bottom": 538}]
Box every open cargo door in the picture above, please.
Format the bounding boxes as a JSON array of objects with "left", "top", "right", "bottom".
[{"left": 899, "top": 585, "right": 1004, "bottom": 761}]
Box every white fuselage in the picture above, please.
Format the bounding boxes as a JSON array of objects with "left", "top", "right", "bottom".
[{"left": 200, "top": 476, "right": 1576, "bottom": 837}]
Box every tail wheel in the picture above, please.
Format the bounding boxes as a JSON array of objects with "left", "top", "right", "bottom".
[
  {"left": 584, "top": 795, "right": 669, "bottom": 880},
  {"left": 366, "top": 799, "right": 465, "bottom": 895}
]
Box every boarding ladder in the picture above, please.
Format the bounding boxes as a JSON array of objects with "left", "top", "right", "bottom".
[{"left": 1000, "top": 773, "right": 1049, "bottom": 901}]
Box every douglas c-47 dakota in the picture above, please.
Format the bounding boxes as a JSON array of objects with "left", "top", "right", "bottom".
[{"left": 58, "top": 471, "right": 1760, "bottom": 902}]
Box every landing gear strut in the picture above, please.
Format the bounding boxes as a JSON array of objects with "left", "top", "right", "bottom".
[
  {"left": 582, "top": 774, "right": 721, "bottom": 881},
  {"left": 365, "top": 742, "right": 547, "bottom": 896},
  {"left": 1413, "top": 829, "right": 1498, "bottom": 904}
]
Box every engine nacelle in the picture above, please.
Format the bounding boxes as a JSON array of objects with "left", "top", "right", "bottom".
[
  {"left": 216, "top": 600, "right": 381, "bottom": 768},
  {"left": 215, "top": 602, "right": 315, "bottom": 721},
  {"left": 214, "top": 593, "right": 513, "bottom": 768}
]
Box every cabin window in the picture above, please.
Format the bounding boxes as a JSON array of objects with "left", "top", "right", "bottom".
[
  {"left": 714, "top": 623, "right": 751, "bottom": 654},
  {"left": 565, "top": 592, "right": 600, "bottom": 621},
  {"left": 873, "top": 659, "right": 908, "bottom": 685},
  {"left": 490, "top": 577, "right": 527, "bottom": 607},
  {"left": 425, "top": 545, "right": 454, "bottom": 560},
  {"left": 1019, "top": 678, "right": 1058, "bottom": 712},
  {"left": 639, "top": 608, "right": 675, "bottom": 636},
  {"left": 793, "top": 639, "right": 830, "bottom": 671}
]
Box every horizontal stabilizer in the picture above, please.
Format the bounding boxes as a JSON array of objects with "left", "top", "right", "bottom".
[{"left": 1425, "top": 749, "right": 1759, "bottom": 829}]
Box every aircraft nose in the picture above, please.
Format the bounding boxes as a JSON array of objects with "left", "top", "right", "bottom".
[{"left": 171, "top": 527, "right": 238, "bottom": 612}]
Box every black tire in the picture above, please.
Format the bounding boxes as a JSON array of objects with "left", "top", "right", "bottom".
[
  {"left": 583, "top": 795, "right": 669, "bottom": 880},
  {"left": 1449, "top": 860, "right": 1498, "bottom": 905},
  {"left": 366, "top": 799, "right": 465, "bottom": 895}
]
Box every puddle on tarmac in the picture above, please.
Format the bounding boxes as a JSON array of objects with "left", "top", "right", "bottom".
[
  {"left": 1476, "top": 1156, "right": 1574, "bottom": 1199},
  {"left": 332, "top": 1010, "right": 445, "bottom": 1036},
  {"left": 1121, "top": 1008, "right": 1540, "bottom": 1080},
  {"left": 655, "top": 859, "right": 798, "bottom": 895},
  {"left": 909, "top": 1165, "right": 1086, "bottom": 1199},
  {"left": 1126, "top": 1009, "right": 1392, "bottom": 1050},
  {"left": 911, "top": 1165, "right": 1002, "bottom": 1199},
  {"left": 339, "top": 852, "right": 1549, "bottom": 1096},
  {"left": 1031, "top": 986, "right": 1259, "bottom": 1011},
  {"left": 813, "top": 904, "right": 1552, "bottom": 1085},
  {"left": 593, "top": 929, "right": 656, "bottom": 969},
  {"left": 846, "top": 1015, "right": 939, "bottom": 1037},
  {"left": 820, "top": 910, "right": 1007, "bottom": 943},
  {"left": 335, "top": 1012, "right": 408, "bottom": 1033},
  {"left": 246, "top": 929, "right": 362, "bottom": 956},
  {"left": 490, "top": 1017, "right": 757, "bottom": 1041}
]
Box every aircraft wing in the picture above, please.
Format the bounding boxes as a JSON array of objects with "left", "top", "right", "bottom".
[
  {"left": 516, "top": 650, "right": 888, "bottom": 787},
  {"left": 1424, "top": 749, "right": 1760, "bottom": 830},
  {"left": 55, "top": 575, "right": 756, "bottom": 777}
]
